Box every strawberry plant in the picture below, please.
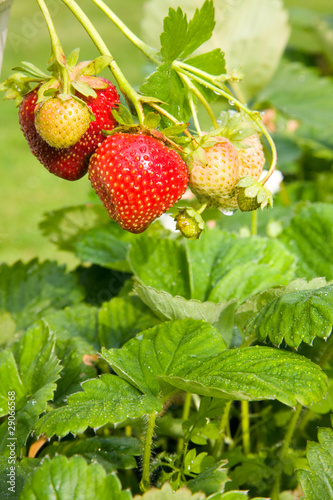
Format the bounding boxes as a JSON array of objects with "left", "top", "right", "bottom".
[{"left": 1, "top": 1, "right": 333, "bottom": 499}]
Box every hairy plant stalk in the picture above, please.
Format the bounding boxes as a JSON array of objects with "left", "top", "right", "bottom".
[{"left": 140, "top": 412, "right": 157, "bottom": 492}]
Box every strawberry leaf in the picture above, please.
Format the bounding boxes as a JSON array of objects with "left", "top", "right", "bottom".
[
  {"left": 19, "top": 456, "right": 132, "bottom": 500},
  {"left": 297, "top": 427, "right": 333, "bottom": 500},
  {"left": 160, "top": 345, "right": 327, "bottom": 407},
  {"left": 0, "top": 260, "right": 84, "bottom": 334},
  {"left": 0, "top": 322, "right": 61, "bottom": 454},
  {"left": 184, "top": 49, "right": 226, "bottom": 76},
  {"left": 180, "top": 0, "right": 216, "bottom": 59},
  {"left": 133, "top": 282, "right": 236, "bottom": 347},
  {"left": 279, "top": 203, "right": 333, "bottom": 280},
  {"left": 74, "top": 225, "right": 134, "bottom": 273},
  {"left": 98, "top": 296, "right": 160, "bottom": 349},
  {"left": 39, "top": 205, "right": 111, "bottom": 253},
  {"left": 36, "top": 374, "right": 162, "bottom": 438},
  {"left": 128, "top": 236, "right": 191, "bottom": 299},
  {"left": 103, "top": 319, "right": 327, "bottom": 407},
  {"left": 207, "top": 237, "right": 296, "bottom": 304},
  {"left": 140, "top": 64, "right": 191, "bottom": 123},
  {"left": 160, "top": 7, "right": 188, "bottom": 62},
  {"left": 40, "top": 436, "right": 141, "bottom": 472},
  {"left": 102, "top": 319, "right": 226, "bottom": 399},
  {"left": 134, "top": 483, "right": 205, "bottom": 499},
  {"left": 246, "top": 283, "right": 333, "bottom": 348}
]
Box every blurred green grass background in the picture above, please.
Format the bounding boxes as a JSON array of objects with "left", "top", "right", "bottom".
[{"left": 0, "top": 0, "right": 146, "bottom": 266}]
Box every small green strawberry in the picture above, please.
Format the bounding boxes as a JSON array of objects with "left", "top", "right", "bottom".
[
  {"left": 174, "top": 208, "right": 205, "bottom": 239},
  {"left": 236, "top": 177, "right": 273, "bottom": 212},
  {"left": 34, "top": 95, "right": 91, "bottom": 149}
]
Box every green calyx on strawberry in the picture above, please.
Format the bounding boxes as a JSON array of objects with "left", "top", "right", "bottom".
[
  {"left": 88, "top": 131, "right": 189, "bottom": 233},
  {"left": 174, "top": 208, "right": 205, "bottom": 240},
  {"left": 236, "top": 177, "right": 273, "bottom": 212},
  {"left": 185, "top": 112, "right": 266, "bottom": 211}
]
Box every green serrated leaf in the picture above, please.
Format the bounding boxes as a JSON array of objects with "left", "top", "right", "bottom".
[
  {"left": 74, "top": 224, "right": 134, "bottom": 273},
  {"left": 102, "top": 319, "right": 226, "bottom": 399},
  {"left": 140, "top": 64, "right": 190, "bottom": 123},
  {"left": 134, "top": 482, "right": 205, "bottom": 499},
  {"left": 186, "top": 460, "right": 229, "bottom": 496},
  {"left": 98, "top": 295, "right": 160, "bottom": 349},
  {"left": 0, "top": 457, "right": 42, "bottom": 500},
  {"left": 129, "top": 236, "right": 191, "bottom": 299},
  {"left": 160, "top": 345, "right": 327, "bottom": 407},
  {"left": 279, "top": 203, "right": 333, "bottom": 280},
  {"left": 40, "top": 436, "right": 141, "bottom": 473},
  {"left": 0, "top": 260, "right": 83, "bottom": 331},
  {"left": 20, "top": 455, "right": 132, "bottom": 500},
  {"left": 0, "top": 322, "right": 61, "bottom": 454},
  {"left": 207, "top": 237, "right": 296, "bottom": 304},
  {"left": 181, "top": 0, "right": 216, "bottom": 59},
  {"left": 134, "top": 282, "right": 236, "bottom": 346},
  {"left": 160, "top": 7, "right": 188, "bottom": 62},
  {"left": 297, "top": 427, "right": 333, "bottom": 499},
  {"left": 185, "top": 228, "right": 234, "bottom": 301},
  {"left": 185, "top": 49, "right": 226, "bottom": 76},
  {"left": 142, "top": 0, "right": 289, "bottom": 100},
  {"left": 39, "top": 204, "right": 111, "bottom": 253},
  {"left": 36, "top": 374, "right": 162, "bottom": 437},
  {"left": 246, "top": 283, "right": 333, "bottom": 348}
]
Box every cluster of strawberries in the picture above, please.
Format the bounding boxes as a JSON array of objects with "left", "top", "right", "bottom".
[{"left": 17, "top": 70, "right": 266, "bottom": 236}]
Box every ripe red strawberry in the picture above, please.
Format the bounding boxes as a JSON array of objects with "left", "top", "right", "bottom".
[
  {"left": 188, "top": 134, "right": 265, "bottom": 211},
  {"left": 88, "top": 132, "right": 189, "bottom": 233},
  {"left": 19, "top": 79, "right": 120, "bottom": 180},
  {"left": 34, "top": 96, "right": 91, "bottom": 149}
]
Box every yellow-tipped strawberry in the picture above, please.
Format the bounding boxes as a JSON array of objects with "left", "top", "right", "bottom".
[{"left": 34, "top": 95, "right": 92, "bottom": 149}]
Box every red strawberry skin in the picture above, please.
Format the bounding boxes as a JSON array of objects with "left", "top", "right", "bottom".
[
  {"left": 18, "top": 79, "right": 120, "bottom": 180},
  {"left": 89, "top": 133, "right": 189, "bottom": 233}
]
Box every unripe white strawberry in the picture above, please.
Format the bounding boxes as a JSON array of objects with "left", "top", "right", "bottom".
[{"left": 188, "top": 133, "right": 265, "bottom": 211}]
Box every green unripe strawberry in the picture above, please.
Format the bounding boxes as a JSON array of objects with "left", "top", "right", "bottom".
[
  {"left": 34, "top": 96, "right": 91, "bottom": 149},
  {"left": 236, "top": 176, "right": 273, "bottom": 212},
  {"left": 174, "top": 208, "right": 205, "bottom": 239}
]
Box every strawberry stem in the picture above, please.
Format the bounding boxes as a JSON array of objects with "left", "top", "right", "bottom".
[
  {"left": 178, "top": 71, "right": 219, "bottom": 130},
  {"left": 60, "top": 0, "right": 145, "bottom": 124},
  {"left": 35, "top": 0, "right": 71, "bottom": 94},
  {"left": 90, "top": 0, "right": 161, "bottom": 65},
  {"left": 35, "top": 0, "right": 66, "bottom": 67}
]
